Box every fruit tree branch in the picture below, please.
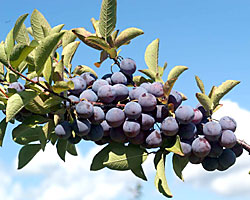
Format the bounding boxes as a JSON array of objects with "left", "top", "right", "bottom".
[{"left": 237, "top": 139, "right": 250, "bottom": 154}]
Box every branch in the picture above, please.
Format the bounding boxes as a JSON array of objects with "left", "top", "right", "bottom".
[
  {"left": 7, "top": 64, "right": 71, "bottom": 102},
  {"left": 237, "top": 139, "right": 250, "bottom": 154}
]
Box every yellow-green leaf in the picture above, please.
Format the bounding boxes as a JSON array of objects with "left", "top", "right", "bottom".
[
  {"left": 85, "top": 36, "right": 111, "bottom": 51},
  {"left": 133, "top": 76, "right": 151, "bottom": 86},
  {"left": 165, "top": 135, "right": 184, "bottom": 156},
  {"left": 62, "top": 30, "right": 77, "bottom": 48},
  {"left": 52, "top": 81, "right": 74, "bottom": 93},
  {"left": 196, "top": 93, "right": 213, "bottom": 114},
  {"left": 34, "top": 32, "right": 64, "bottom": 75},
  {"left": 6, "top": 90, "right": 37, "bottom": 122},
  {"left": 195, "top": 75, "right": 205, "bottom": 94},
  {"left": 73, "top": 65, "right": 98, "bottom": 78},
  {"left": 138, "top": 69, "right": 155, "bottom": 80},
  {"left": 30, "top": 9, "right": 51, "bottom": 41},
  {"left": 16, "top": 23, "right": 30, "bottom": 45},
  {"left": 61, "top": 41, "right": 80, "bottom": 73},
  {"left": 5, "top": 29, "right": 14, "bottom": 59},
  {"left": 13, "top": 14, "right": 29, "bottom": 41},
  {"left": 145, "top": 39, "right": 159, "bottom": 73},
  {"left": 43, "top": 57, "right": 52, "bottom": 83},
  {"left": 50, "top": 24, "right": 65, "bottom": 35},
  {"left": 0, "top": 42, "right": 8, "bottom": 66},
  {"left": 71, "top": 28, "right": 102, "bottom": 50},
  {"left": 114, "top": 27, "right": 144, "bottom": 48}
]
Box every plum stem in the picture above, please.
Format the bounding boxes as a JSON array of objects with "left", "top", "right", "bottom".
[{"left": 237, "top": 139, "right": 250, "bottom": 154}]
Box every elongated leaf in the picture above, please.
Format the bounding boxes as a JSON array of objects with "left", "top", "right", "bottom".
[
  {"left": 52, "top": 80, "right": 74, "bottom": 93},
  {"left": 0, "top": 118, "right": 7, "bottom": 146},
  {"left": 99, "top": 0, "right": 117, "bottom": 40},
  {"left": 145, "top": 39, "right": 159, "bottom": 73},
  {"left": 13, "top": 14, "right": 29, "bottom": 40},
  {"left": 164, "top": 65, "right": 188, "bottom": 98},
  {"left": 34, "top": 32, "right": 64, "bottom": 75},
  {"left": 43, "top": 57, "right": 52, "bottom": 83},
  {"left": 22, "top": 115, "right": 49, "bottom": 125},
  {"left": 85, "top": 36, "right": 111, "bottom": 51},
  {"left": 10, "top": 40, "right": 38, "bottom": 68},
  {"left": 12, "top": 124, "right": 43, "bottom": 145},
  {"left": 90, "top": 144, "right": 111, "bottom": 171},
  {"left": 172, "top": 154, "right": 189, "bottom": 181},
  {"left": 91, "top": 18, "right": 101, "bottom": 37},
  {"left": 6, "top": 90, "right": 37, "bottom": 122},
  {"left": 103, "top": 144, "right": 148, "bottom": 171},
  {"left": 138, "top": 69, "right": 155, "bottom": 80},
  {"left": 62, "top": 41, "right": 80, "bottom": 73},
  {"left": 18, "top": 144, "right": 41, "bottom": 169},
  {"left": 66, "top": 143, "right": 77, "bottom": 156},
  {"left": 165, "top": 135, "right": 184, "bottom": 156},
  {"left": 73, "top": 65, "right": 98, "bottom": 78},
  {"left": 131, "top": 166, "right": 147, "bottom": 181},
  {"left": 71, "top": 28, "right": 102, "bottom": 50},
  {"left": 41, "top": 25, "right": 49, "bottom": 38},
  {"left": 56, "top": 139, "right": 68, "bottom": 161},
  {"left": 16, "top": 23, "right": 30, "bottom": 45},
  {"left": 30, "top": 9, "right": 51, "bottom": 41},
  {"left": 211, "top": 80, "right": 240, "bottom": 107},
  {"left": 159, "top": 62, "right": 167, "bottom": 77},
  {"left": 195, "top": 75, "right": 205, "bottom": 94},
  {"left": 62, "top": 30, "right": 77, "bottom": 48},
  {"left": 27, "top": 27, "right": 33, "bottom": 36},
  {"left": 196, "top": 93, "right": 213, "bottom": 114},
  {"left": 115, "top": 28, "right": 144, "bottom": 48},
  {"left": 5, "top": 29, "right": 14, "bottom": 59},
  {"left": 50, "top": 24, "right": 65, "bottom": 35},
  {"left": 154, "top": 151, "right": 173, "bottom": 198},
  {"left": 25, "top": 96, "right": 50, "bottom": 115},
  {"left": 0, "top": 42, "right": 8, "bottom": 66},
  {"left": 44, "top": 96, "right": 62, "bottom": 109}
]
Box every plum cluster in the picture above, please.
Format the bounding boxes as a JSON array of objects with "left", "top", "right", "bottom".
[{"left": 51, "top": 58, "right": 242, "bottom": 172}]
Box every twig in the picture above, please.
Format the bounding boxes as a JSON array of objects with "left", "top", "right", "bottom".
[
  {"left": 0, "top": 87, "right": 8, "bottom": 98},
  {"left": 237, "top": 139, "right": 250, "bottom": 154}
]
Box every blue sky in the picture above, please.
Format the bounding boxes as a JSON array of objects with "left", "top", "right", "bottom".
[{"left": 0, "top": 0, "right": 250, "bottom": 199}]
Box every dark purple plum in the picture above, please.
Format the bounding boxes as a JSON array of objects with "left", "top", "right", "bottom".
[
  {"left": 55, "top": 121, "right": 72, "bottom": 139},
  {"left": 123, "top": 120, "right": 141, "bottom": 138},
  {"left": 110, "top": 126, "right": 127, "bottom": 143},
  {"left": 145, "top": 130, "right": 162, "bottom": 148},
  {"left": 8, "top": 82, "right": 25, "bottom": 92},
  {"left": 178, "top": 123, "right": 197, "bottom": 140},
  {"left": 79, "top": 89, "right": 98, "bottom": 102},
  {"left": 66, "top": 95, "right": 79, "bottom": 108},
  {"left": 76, "top": 101, "right": 94, "bottom": 119},
  {"left": 192, "top": 137, "right": 211, "bottom": 157},
  {"left": 72, "top": 119, "right": 91, "bottom": 136},
  {"left": 97, "top": 85, "right": 116, "bottom": 103},
  {"left": 112, "top": 84, "right": 129, "bottom": 102},
  {"left": 175, "top": 105, "right": 195, "bottom": 124},
  {"left": 120, "top": 58, "right": 136, "bottom": 76},
  {"left": 168, "top": 90, "right": 182, "bottom": 110},
  {"left": 180, "top": 141, "right": 192, "bottom": 156},
  {"left": 124, "top": 102, "right": 142, "bottom": 120},
  {"left": 220, "top": 130, "right": 237, "bottom": 148},
  {"left": 106, "top": 108, "right": 125, "bottom": 127},
  {"left": 89, "top": 106, "right": 105, "bottom": 124},
  {"left": 100, "top": 120, "right": 111, "bottom": 136},
  {"left": 154, "top": 105, "right": 169, "bottom": 123},
  {"left": 70, "top": 76, "right": 87, "bottom": 95},
  {"left": 86, "top": 124, "right": 104, "bottom": 141},
  {"left": 208, "top": 142, "right": 223, "bottom": 158},
  {"left": 68, "top": 134, "right": 82, "bottom": 144},
  {"left": 203, "top": 121, "right": 222, "bottom": 142},
  {"left": 92, "top": 79, "right": 109, "bottom": 93},
  {"left": 148, "top": 82, "right": 164, "bottom": 97},
  {"left": 192, "top": 108, "right": 203, "bottom": 124},
  {"left": 161, "top": 116, "right": 179, "bottom": 136},
  {"left": 219, "top": 116, "right": 237, "bottom": 132},
  {"left": 111, "top": 72, "right": 127, "bottom": 85},
  {"left": 138, "top": 93, "right": 157, "bottom": 112},
  {"left": 80, "top": 72, "right": 96, "bottom": 86},
  {"left": 140, "top": 82, "right": 151, "bottom": 92},
  {"left": 129, "top": 87, "right": 147, "bottom": 100},
  {"left": 217, "top": 149, "right": 236, "bottom": 170},
  {"left": 230, "top": 143, "right": 243, "bottom": 157},
  {"left": 202, "top": 157, "right": 219, "bottom": 171},
  {"left": 189, "top": 152, "right": 204, "bottom": 164},
  {"left": 139, "top": 113, "right": 155, "bottom": 131}
]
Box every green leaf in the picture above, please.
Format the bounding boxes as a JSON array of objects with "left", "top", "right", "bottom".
[
  {"left": 196, "top": 93, "right": 213, "bottom": 114},
  {"left": 61, "top": 41, "right": 80, "bottom": 73},
  {"left": 158, "top": 62, "right": 167, "bottom": 77},
  {"left": 34, "top": 32, "right": 64, "bottom": 75},
  {"left": 6, "top": 90, "right": 37, "bottom": 122},
  {"left": 5, "top": 29, "right": 14, "bottom": 59},
  {"left": 13, "top": 14, "right": 29, "bottom": 41},
  {"left": 18, "top": 144, "right": 41, "bottom": 169},
  {"left": 41, "top": 25, "right": 50, "bottom": 38},
  {"left": 66, "top": 143, "right": 78, "bottom": 156},
  {"left": 30, "top": 9, "right": 51, "bottom": 41},
  {"left": 133, "top": 76, "right": 151, "bottom": 86},
  {"left": 62, "top": 30, "right": 77, "bottom": 48},
  {"left": 172, "top": 154, "right": 189, "bottom": 181},
  {"left": 90, "top": 18, "right": 101, "bottom": 37},
  {"left": 165, "top": 135, "right": 184, "bottom": 156},
  {"left": 0, "top": 42, "right": 8, "bottom": 66},
  {"left": 10, "top": 40, "right": 38, "bottom": 68},
  {"left": 43, "top": 57, "right": 52, "bottom": 83},
  {"left": 114, "top": 28, "right": 144, "bottom": 48},
  {"left": 103, "top": 144, "right": 148, "bottom": 171},
  {"left": 71, "top": 28, "right": 102, "bottom": 50},
  {"left": 56, "top": 139, "right": 68, "bottom": 161},
  {"left": 145, "top": 39, "right": 159, "bottom": 73},
  {"left": 0, "top": 118, "right": 8, "bottom": 146},
  {"left": 99, "top": 0, "right": 117, "bottom": 40},
  {"left": 138, "top": 69, "right": 156, "bottom": 80},
  {"left": 50, "top": 24, "right": 65, "bottom": 35},
  {"left": 42, "top": 120, "right": 55, "bottom": 139},
  {"left": 85, "top": 36, "right": 111, "bottom": 51},
  {"left": 12, "top": 124, "right": 43, "bottom": 145},
  {"left": 164, "top": 65, "right": 188, "bottom": 98},
  {"left": 154, "top": 151, "right": 173, "bottom": 198},
  {"left": 22, "top": 115, "right": 49, "bottom": 125},
  {"left": 195, "top": 75, "right": 205, "bottom": 94},
  {"left": 52, "top": 80, "right": 74, "bottom": 93},
  {"left": 73, "top": 65, "right": 98, "bottom": 78},
  {"left": 43, "top": 96, "right": 62, "bottom": 109},
  {"left": 211, "top": 80, "right": 240, "bottom": 108},
  {"left": 131, "top": 166, "right": 147, "bottom": 181},
  {"left": 25, "top": 96, "right": 50, "bottom": 115},
  {"left": 16, "top": 23, "right": 30, "bottom": 45},
  {"left": 90, "top": 144, "right": 111, "bottom": 171},
  {"left": 27, "top": 27, "right": 33, "bottom": 36}
]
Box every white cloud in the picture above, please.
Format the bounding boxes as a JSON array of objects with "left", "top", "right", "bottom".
[
  {"left": 1, "top": 142, "right": 155, "bottom": 200},
  {"left": 183, "top": 100, "right": 250, "bottom": 197}
]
